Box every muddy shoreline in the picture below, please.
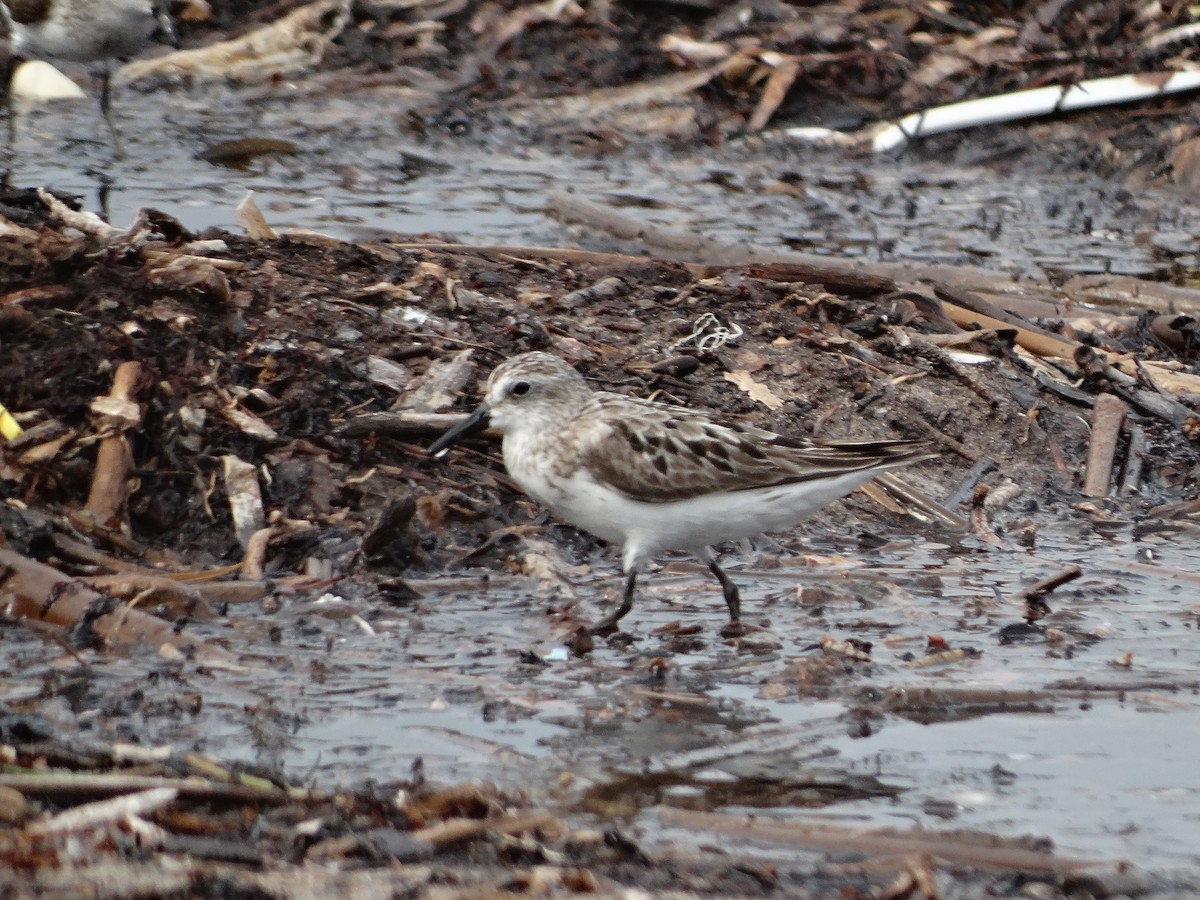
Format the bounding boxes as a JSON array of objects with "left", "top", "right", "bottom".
[{"left": 2, "top": 193, "right": 1198, "bottom": 895}]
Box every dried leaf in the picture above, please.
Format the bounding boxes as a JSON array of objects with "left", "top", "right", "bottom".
[{"left": 723, "top": 370, "right": 784, "bottom": 409}]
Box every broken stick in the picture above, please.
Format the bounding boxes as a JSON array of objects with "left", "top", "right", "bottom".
[
  {"left": 1021, "top": 566, "right": 1083, "bottom": 601},
  {"left": 0, "top": 549, "right": 222, "bottom": 656},
  {"left": 84, "top": 361, "right": 144, "bottom": 529},
  {"left": 1083, "top": 393, "right": 1127, "bottom": 498}
]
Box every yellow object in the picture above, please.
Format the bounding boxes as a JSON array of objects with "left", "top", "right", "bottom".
[{"left": 0, "top": 403, "right": 22, "bottom": 441}]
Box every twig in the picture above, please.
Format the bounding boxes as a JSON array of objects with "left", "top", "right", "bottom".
[
  {"left": 51, "top": 534, "right": 265, "bottom": 604},
  {"left": 25, "top": 787, "right": 178, "bottom": 836},
  {"left": 1021, "top": 566, "right": 1082, "bottom": 601},
  {"left": 35, "top": 188, "right": 127, "bottom": 243},
  {"left": 905, "top": 416, "right": 979, "bottom": 463},
  {"left": 1146, "top": 496, "right": 1200, "bottom": 520},
  {"left": 1064, "top": 273, "right": 1200, "bottom": 317},
  {"left": 657, "top": 807, "right": 1107, "bottom": 874},
  {"left": 871, "top": 473, "right": 969, "bottom": 532},
  {"left": 0, "top": 772, "right": 290, "bottom": 804},
  {"left": 84, "top": 361, "right": 144, "bottom": 529},
  {"left": 390, "top": 237, "right": 1200, "bottom": 316},
  {"left": 967, "top": 484, "right": 1007, "bottom": 547},
  {"left": 1114, "top": 359, "right": 1200, "bottom": 395},
  {"left": 1083, "top": 394, "right": 1126, "bottom": 498},
  {"left": 50, "top": 534, "right": 143, "bottom": 572},
  {"left": 79, "top": 574, "right": 212, "bottom": 618},
  {"left": 944, "top": 457, "right": 997, "bottom": 508},
  {"left": 544, "top": 192, "right": 897, "bottom": 294},
  {"left": 242, "top": 527, "right": 274, "bottom": 580},
  {"left": 507, "top": 65, "right": 722, "bottom": 124},
  {"left": 1033, "top": 369, "right": 1094, "bottom": 407},
  {"left": 1075, "top": 346, "right": 1194, "bottom": 428},
  {"left": 0, "top": 549, "right": 225, "bottom": 657},
  {"left": 337, "top": 410, "right": 496, "bottom": 440},
  {"left": 940, "top": 301, "right": 1079, "bottom": 360},
  {"left": 747, "top": 55, "right": 799, "bottom": 131},
  {"left": 1118, "top": 425, "right": 1146, "bottom": 496},
  {"left": 932, "top": 282, "right": 1062, "bottom": 341}
]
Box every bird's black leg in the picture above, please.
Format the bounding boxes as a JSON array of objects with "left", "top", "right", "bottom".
[
  {"left": 4, "top": 95, "right": 12, "bottom": 150},
  {"left": 590, "top": 571, "right": 637, "bottom": 634},
  {"left": 3, "top": 54, "right": 17, "bottom": 152},
  {"left": 99, "top": 68, "right": 124, "bottom": 158},
  {"left": 708, "top": 558, "right": 741, "bottom": 623}
]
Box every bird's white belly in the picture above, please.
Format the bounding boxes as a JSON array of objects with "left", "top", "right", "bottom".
[
  {"left": 15, "top": 2, "right": 156, "bottom": 62},
  {"left": 509, "top": 452, "right": 879, "bottom": 567}
]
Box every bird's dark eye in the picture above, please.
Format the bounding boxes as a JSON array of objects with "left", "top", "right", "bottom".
[{"left": 511, "top": 381, "right": 531, "bottom": 396}]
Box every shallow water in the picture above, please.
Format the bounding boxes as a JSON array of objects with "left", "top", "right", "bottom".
[
  {"left": 11, "top": 81, "right": 1198, "bottom": 280},
  {"left": 50, "top": 512, "right": 1185, "bottom": 873}
]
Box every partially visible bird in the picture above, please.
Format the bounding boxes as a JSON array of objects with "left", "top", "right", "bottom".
[
  {"left": 430, "top": 352, "right": 936, "bottom": 634},
  {"left": 0, "top": 0, "right": 176, "bottom": 155}
]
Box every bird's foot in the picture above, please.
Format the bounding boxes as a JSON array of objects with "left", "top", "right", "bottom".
[
  {"left": 719, "top": 620, "right": 750, "bottom": 639},
  {"left": 565, "top": 627, "right": 595, "bottom": 655}
]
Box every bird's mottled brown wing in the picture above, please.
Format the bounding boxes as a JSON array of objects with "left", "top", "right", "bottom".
[{"left": 571, "top": 393, "right": 929, "bottom": 503}]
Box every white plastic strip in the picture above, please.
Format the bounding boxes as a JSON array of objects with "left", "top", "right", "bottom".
[{"left": 869, "top": 70, "right": 1200, "bottom": 152}]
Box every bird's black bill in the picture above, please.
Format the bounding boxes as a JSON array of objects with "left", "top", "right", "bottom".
[{"left": 428, "top": 403, "right": 491, "bottom": 457}]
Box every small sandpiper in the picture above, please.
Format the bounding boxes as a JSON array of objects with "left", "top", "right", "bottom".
[
  {"left": 430, "top": 352, "right": 935, "bottom": 634},
  {"left": 1, "top": 0, "right": 176, "bottom": 154}
]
